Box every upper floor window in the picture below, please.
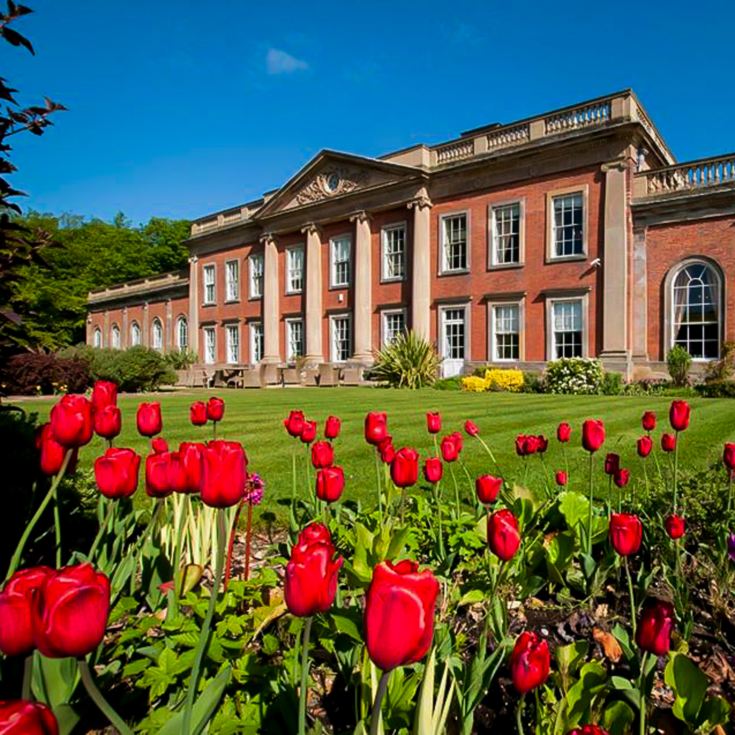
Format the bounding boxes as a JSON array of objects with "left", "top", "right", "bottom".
[
  {"left": 440, "top": 213, "right": 468, "bottom": 273},
  {"left": 250, "top": 322, "right": 264, "bottom": 363},
  {"left": 382, "top": 310, "right": 406, "bottom": 347},
  {"left": 225, "top": 260, "right": 239, "bottom": 302},
  {"left": 330, "top": 235, "right": 351, "bottom": 288},
  {"left": 203, "top": 326, "right": 216, "bottom": 364},
  {"left": 93, "top": 328, "right": 102, "bottom": 348},
  {"left": 177, "top": 316, "right": 188, "bottom": 350},
  {"left": 381, "top": 224, "right": 406, "bottom": 281},
  {"left": 550, "top": 298, "right": 583, "bottom": 358},
  {"left": 130, "top": 321, "right": 141, "bottom": 346},
  {"left": 551, "top": 192, "right": 584, "bottom": 258},
  {"left": 490, "top": 203, "right": 521, "bottom": 266},
  {"left": 203, "top": 264, "right": 216, "bottom": 304},
  {"left": 110, "top": 324, "right": 121, "bottom": 349},
  {"left": 286, "top": 247, "right": 304, "bottom": 294},
  {"left": 672, "top": 261, "right": 721, "bottom": 359},
  {"left": 249, "top": 254, "right": 264, "bottom": 299},
  {"left": 225, "top": 324, "right": 239, "bottom": 364},
  {"left": 491, "top": 303, "right": 520, "bottom": 361},
  {"left": 286, "top": 319, "right": 304, "bottom": 361},
  {"left": 151, "top": 318, "right": 163, "bottom": 351}
]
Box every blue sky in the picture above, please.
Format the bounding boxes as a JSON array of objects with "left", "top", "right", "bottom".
[{"left": 6, "top": 0, "right": 734, "bottom": 224}]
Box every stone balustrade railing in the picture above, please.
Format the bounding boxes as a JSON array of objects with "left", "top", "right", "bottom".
[
  {"left": 435, "top": 138, "right": 475, "bottom": 164},
  {"left": 487, "top": 122, "right": 530, "bottom": 151},
  {"left": 89, "top": 271, "right": 188, "bottom": 303},
  {"left": 634, "top": 154, "right": 735, "bottom": 198}
]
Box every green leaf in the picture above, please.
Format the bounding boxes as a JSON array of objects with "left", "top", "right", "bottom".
[
  {"left": 558, "top": 491, "right": 590, "bottom": 530},
  {"left": 698, "top": 695, "right": 732, "bottom": 730},
  {"left": 664, "top": 652, "right": 708, "bottom": 724},
  {"left": 458, "top": 589, "right": 485, "bottom": 607},
  {"left": 602, "top": 700, "right": 635, "bottom": 735},
  {"left": 555, "top": 641, "right": 588, "bottom": 692},
  {"left": 331, "top": 611, "right": 363, "bottom": 642}
]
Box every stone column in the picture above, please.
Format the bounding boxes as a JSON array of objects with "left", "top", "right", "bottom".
[
  {"left": 600, "top": 161, "right": 630, "bottom": 369},
  {"left": 188, "top": 256, "right": 199, "bottom": 358},
  {"left": 103, "top": 310, "right": 110, "bottom": 349},
  {"left": 631, "top": 225, "right": 648, "bottom": 363},
  {"left": 165, "top": 298, "right": 173, "bottom": 351},
  {"left": 408, "top": 187, "right": 432, "bottom": 340},
  {"left": 302, "top": 223, "right": 324, "bottom": 364},
  {"left": 261, "top": 233, "right": 281, "bottom": 363},
  {"left": 142, "top": 302, "right": 149, "bottom": 347},
  {"left": 122, "top": 307, "right": 129, "bottom": 349},
  {"left": 350, "top": 210, "right": 373, "bottom": 363}
]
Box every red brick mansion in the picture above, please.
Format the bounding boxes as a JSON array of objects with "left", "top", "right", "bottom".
[{"left": 86, "top": 89, "right": 735, "bottom": 381}]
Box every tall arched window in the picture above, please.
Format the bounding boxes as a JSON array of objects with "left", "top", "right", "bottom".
[
  {"left": 130, "top": 321, "right": 141, "bottom": 346},
  {"left": 152, "top": 318, "right": 163, "bottom": 351},
  {"left": 110, "top": 324, "right": 121, "bottom": 349},
  {"left": 93, "top": 328, "right": 102, "bottom": 348},
  {"left": 671, "top": 260, "right": 721, "bottom": 359},
  {"left": 177, "top": 316, "right": 188, "bottom": 350}
]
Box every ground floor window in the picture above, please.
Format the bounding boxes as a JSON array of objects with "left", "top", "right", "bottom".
[
  {"left": 671, "top": 260, "right": 720, "bottom": 359},
  {"left": 152, "top": 318, "right": 163, "bottom": 351},
  {"left": 330, "top": 314, "right": 351, "bottom": 362},
  {"left": 550, "top": 298, "right": 583, "bottom": 358},
  {"left": 110, "top": 325, "right": 121, "bottom": 349},
  {"left": 203, "top": 327, "right": 216, "bottom": 364},
  {"left": 491, "top": 303, "right": 520, "bottom": 361},
  {"left": 382, "top": 309, "right": 406, "bottom": 347},
  {"left": 441, "top": 307, "right": 467, "bottom": 360},
  {"left": 93, "top": 328, "right": 102, "bottom": 347},
  {"left": 130, "top": 322, "right": 141, "bottom": 346},
  {"left": 177, "top": 317, "right": 188, "bottom": 350},
  {"left": 225, "top": 324, "right": 239, "bottom": 364},
  {"left": 286, "top": 319, "right": 304, "bottom": 362},
  {"left": 250, "top": 322, "right": 263, "bottom": 363}
]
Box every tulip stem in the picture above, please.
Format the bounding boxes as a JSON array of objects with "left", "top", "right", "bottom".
[
  {"left": 244, "top": 501, "right": 253, "bottom": 582},
  {"left": 673, "top": 431, "right": 680, "bottom": 514},
  {"left": 6, "top": 451, "right": 71, "bottom": 580},
  {"left": 638, "top": 652, "right": 649, "bottom": 735},
  {"left": 224, "top": 498, "right": 244, "bottom": 590},
  {"left": 450, "top": 464, "right": 461, "bottom": 519},
  {"left": 171, "top": 493, "right": 188, "bottom": 610},
  {"left": 88, "top": 499, "right": 116, "bottom": 561},
  {"left": 586, "top": 453, "right": 594, "bottom": 557},
  {"left": 515, "top": 694, "right": 526, "bottom": 735},
  {"left": 624, "top": 556, "right": 637, "bottom": 638},
  {"left": 369, "top": 670, "right": 391, "bottom": 735},
  {"left": 53, "top": 482, "right": 62, "bottom": 567},
  {"left": 291, "top": 451, "right": 297, "bottom": 525},
  {"left": 434, "top": 481, "right": 445, "bottom": 559},
  {"left": 728, "top": 472, "right": 733, "bottom": 514},
  {"left": 298, "top": 616, "right": 313, "bottom": 735},
  {"left": 78, "top": 659, "right": 134, "bottom": 735},
  {"left": 21, "top": 654, "right": 32, "bottom": 700},
  {"left": 374, "top": 450, "right": 383, "bottom": 522},
  {"left": 182, "top": 508, "right": 226, "bottom": 735}
]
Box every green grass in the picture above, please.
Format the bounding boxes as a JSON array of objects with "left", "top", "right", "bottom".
[{"left": 12, "top": 388, "right": 735, "bottom": 522}]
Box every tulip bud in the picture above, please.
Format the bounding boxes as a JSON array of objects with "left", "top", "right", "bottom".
[
  {"left": 555, "top": 470, "right": 568, "bottom": 487},
  {"left": 510, "top": 631, "right": 550, "bottom": 693},
  {"left": 284, "top": 410, "right": 305, "bottom": 438},
  {"left": 487, "top": 509, "right": 521, "bottom": 561},
  {"left": 316, "top": 466, "right": 345, "bottom": 503},
  {"left": 151, "top": 437, "right": 169, "bottom": 454},
  {"left": 35, "top": 423, "right": 67, "bottom": 476},
  {"left": 635, "top": 598, "right": 675, "bottom": 656},
  {"left": 324, "top": 415, "right": 341, "bottom": 439},
  {"left": 200, "top": 441, "right": 247, "bottom": 508},
  {"left": 723, "top": 443, "right": 735, "bottom": 472},
  {"left": 661, "top": 433, "right": 676, "bottom": 453},
  {"left": 364, "top": 560, "right": 439, "bottom": 671},
  {"left": 0, "top": 700, "right": 58, "bottom": 735},
  {"left": 94, "top": 405, "right": 121, "bottom": 440},
  {"left": 206, "top": 396, "right": 225, "bottom": 422},
  {"left": 94, "top": 448, "right": 140, "bottom": 500},
  {"left": 641, "top": 411, "right": 656, "bottom": 432},
  {"left": 465, "top": 420, "right": 479, "bottom": 436},
  {"left": 569, "top": 726, "right": 609, "bottom": 735},
  {"left": 391, "top": 447, "right": 419, "bottom": 488},
  {"left": 50, "top": 395, "right": 94, "bottom": 448},
  {"left": 190, "top": 401, "right": 208, "bottom": 426},
  {"left": 364, "top": 412, "right": 388, "bottom": 446},
  {"left": 311, "top": 440, "right": 334, "bottom": 469},
  {"left": 0, "top": 567, "right": 53, "bottom": 657},
  {"left": 91, "top": 380, "right": 118, "bottom": 413},
  {"left": 609, "top": 513, "right": 643, "bottom": 556},
  {"left": 664, "top": 514, "right": 686, "bottom": 540},
  {"left": 604, "top": 453, "right": 620, "bottom": 476},
  {"left": 426, "top": 412, "right": 441, "bottom": 434},
  {"left": 300, "top": 420, "right": 317, "bottom": 444},
  {"left": 423, "top": 457, "right": 443, "bottom": 484},
  {"left": 378, "top": 438, "right": 395, "bottom": 464},
  {"left": 637, "top": 435, "right": 653, "bottom": 458},
  {"left": 582, "top": 419, "right": 605, "bottom": 453},
  {"left": 440, "top": 435, "right": 460, "bottom": 462},
  {"left": 557, "top": 422, "right": 572, "bottom": 443},
  {"left": 137, "top": 402, "right": 162, "bottom": 437},
  {"left": 145, "top": 452, "right": 175, "bottom": 498},
  {"left": 669, "top": 400, "right": 690, "bottom": 432},
  {"left": 613, "top": 468, "right": 630, "bottom": 488},
  {"left": 475, "top": 474, "right": 502, "bottom": 504},
  {"left": 179, "top": 441, "right": 205, "bottom": 493}
]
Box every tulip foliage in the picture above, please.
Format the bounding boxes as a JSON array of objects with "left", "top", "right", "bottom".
[{"left": 1, "top": 390, "right": 734, "bottom": 735}]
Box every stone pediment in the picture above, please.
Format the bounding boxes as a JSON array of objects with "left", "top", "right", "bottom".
[{"left": 256, "top": 151, "right": 422, "bottom": 218}]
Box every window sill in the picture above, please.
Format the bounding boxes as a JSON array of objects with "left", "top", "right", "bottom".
[
  {"left": 202, "top": 302, "right": 216, "bottom": 307},
  {"left": 328, "top": 284, "right": 350, "bottom": 291},
  {"left": 487, "top": 262, "right": 524, "bottom": 271},
  {"left": 380, "top": 276, "right": 405, "bottom": 284},
  {"left": 285, "top": 289, "right": 303, "bottom": 296},
  {"left": 248, "top": 296, "right": 263, "bottom": 302},
  {"left": 224, "top": 299, "right": 240, "bottom": 305},
  {"left": 545, "top": 254, "right": 588, "bottom": 264},
  {"left": 438, "top": 269, "right": 470, "bottom": 277}
]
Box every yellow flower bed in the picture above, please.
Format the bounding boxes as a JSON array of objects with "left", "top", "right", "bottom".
[
  {"left": 461, "top": 368, "right": 525, "bottom": 393},
  {"left": 460, "top": 375, "right": 489, "bottom": 392}
]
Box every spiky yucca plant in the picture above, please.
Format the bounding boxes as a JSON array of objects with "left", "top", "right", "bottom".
[{"left": 371, "top": 330, "right": 441, "bottom": 389}]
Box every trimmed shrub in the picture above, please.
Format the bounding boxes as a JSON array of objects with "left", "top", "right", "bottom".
[
  {"left": 485, "top": 368, "right": 524, "bottom": 392},
  {"left": 704, "top": 341, "right": 735, "bottom": 383},
  {"left": 520, "top": 372, "right": 544, "bottom": 393},
  {"left": 600, "top": 371, "right": 624, "bottom": 395},
  {"left": 371, "top": 331, "right": 441, "bottom": 389},
  {"left": 164, "top": 349, "right": 198, "bottom": 370},
  {"left": 1, "top": 352, "right": 90, "bottom": 396},
  {"left": 461, "top": 375, "right": 488, "bottom": 392},
  {"left": 432, "top": 376, "right": 462, "bottom": 391},
  {"left": 543, "top": 357, "right": 604, "bottom": 395},
  {"left": 667, "top": 345, "right": 692, "bottom": 387},
  {"left": 695, "top": 380, "right": 735, "bottom": 398}
]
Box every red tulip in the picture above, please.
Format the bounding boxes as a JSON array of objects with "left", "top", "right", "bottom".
[
  {"left": 0, "top": 567, "right": 53, "bottom": 657},
  {"left": 537, "top": 435, "right": 549, "bottom": 453},
  {"left": 316, "top": 466, "right": 345, "bottom": 503},
  {"left": 325, "top": 415, "right": 341, "bottom": 439},
  {"left": 311, "top": 440, "right": 334, "bottom": 469},
  {"left": 32, "top": 563, "right": 110, "bottom": 658},
  {"left": 515, "top": 434, "right": 539, "bottom": 456},
  {"left": 510, "top": 631, "right": 550, "bottom": 693},
  {"left": 178, "top": 441, "right": 205, "bottom": 493},
  {"left": 604, "top": 453, "right": 620, "bottom": 476},
  {"left": 723, "top": 443, "right": 735, "bottom": 472},
  {"left": 555, "top": 470, "right": 568, "bottom": 487},
  {"left": 568, "top": 726, "right": 609, "bottom": 735},
  {"left": 613, "top": 468, "right": 630, "bottom": 488},
  {"left": 300, "top": 420, "right": 317, "bottom": 444},
  {"left": 665, "top": 514, "right": 686, "bottom": 540},
  {"left": 451, "top": 431, "right": 464, "bottom": 453},
  {"left": 190, "top": 401, "right": 208, "bottom": 426},
  {"left": 423, "top": 457, "right": 443, "bottom": 484},
  {"left": 378, "top": 439, "right": 395, "bottom": 464},
  {"left": 637, "top": 436, "right": 653, "bottom": 458},
  {"left": 200, "top": 441, "right": 247, "bottom": 507},
  {"left": 669, "top": 400, "right": 690, "bottom": 432},
  {"left": 609, "top": 513, "right": 642, "bottom": 556},
  {"left": 440, "top": 435, "right": 460, "bottom": 462},
  {"left": 465, "top": 420, "right": 479, "bottom": 437},
  {"left": 0, "top": 700, "right": 58, "bottom": 735},
  {"left": 475, "top": 474, "right": 502, "bottom": 504},
  {"left": 365, "top": 412, "right": 388, "bottom": 446},
  {"left": 642, "top": 411, "right": 656, "bottom": 432},
  {"left": 364, "top": 560, "right": 439, "bottom": 671},
  {"left": 207, "top": 396, "right": 225, "bottom": 422},
  {"left": 661, "top": 433, "right": 676, "bottom": 453},
  {"left": 91, "top": 380, "right": 117, "bottom": 413},
  {"left": 93, "top": 405, "right": 121, "bottom": 440},
  {"left": 582, "top": 419, "right": 605, "bottom": 453},
  {"left": 557, "top": 422, "right": 572, "bottom": 443},
  {"left": 636, "top": 598, "right": 675, "bottom": 656},
  {"left": 284, "top": 410, "right": 305, "bottom": 438},
  {"left": 145, "top": 452, "right": 175, "bottom": 498},
  {"left": 284, "top": 523, "right": 343, "bottom": 617},
  {"left": 136, "top": 402, "right": 162, "bottom": 437},
  {"left": 94, "top": 448, "right": 140, "bottom": 500},
  {"left": 35, "top": 423, "right": 67, "bottom": 476},
  {"left": 487, "top": 509, "right": 521, "bottom": 561},
  {"left": 426, "top": 412, "right": 441, "bottom": 434},
  {"left": 391, "top": 447, "right": 419, "bottom": 488},
  {"left": 151, "top": 437, "right": 169, "bottom": 454},
  {"left": 49, "top": 394, "right": 93, "bottom": 448}
]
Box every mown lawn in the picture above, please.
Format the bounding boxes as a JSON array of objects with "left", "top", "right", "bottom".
[{"left": 12, "top": 387, "right": 735, "bottom": 521}]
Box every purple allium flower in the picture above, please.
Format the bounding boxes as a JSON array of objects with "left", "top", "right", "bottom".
[
  {"left": 244, "top": 472, "right": 264, "bottom": 505},
  {"left": 728, "top": 533, "right": 735, "bottom": 563}
]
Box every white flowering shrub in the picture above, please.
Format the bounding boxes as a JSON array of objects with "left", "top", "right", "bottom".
[{"left": 544, "top": 357, "right": 604, "bottom": 395}]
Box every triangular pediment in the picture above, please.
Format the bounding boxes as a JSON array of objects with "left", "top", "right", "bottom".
[{"left": 255, "top": 150, "right": 422, "bottom": 218}]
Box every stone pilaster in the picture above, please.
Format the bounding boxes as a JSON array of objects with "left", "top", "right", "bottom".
[
  {"left": 188, "top": 256, "right": 199, "bottom": 358},
  {"left": 103, "top": 310, "right": 110, "bottom": 349},
  {"left": 261, "top": 233, "right": 281, "bottom": 363},
  {"left": 122, "top": 307, "right": 129, "bottom": 349},
  {"left": 408, "top": 187, "right": 432, "bottom": 341},
  {"left": 350, "top": 210, "right": 373, "bottom": 363},
  {"left": 632, "top": 225, "right": 648, "bottom": 362},
  {"left": 302, "top": 223, "right": 324, "bottom": 364},
  {"left": 165, "top": 299, "right": 173, "bottom": 351},
  {"left": 142, "top": 302, "right": 149, "bottom": 347}
]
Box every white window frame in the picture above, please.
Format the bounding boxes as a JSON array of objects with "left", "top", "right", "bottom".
[
  {"left": 250, "top": 322, "right": 264, "bottom": 364},
  {"left": 225, "top": 259, "right": 240, "bottom": 303},
  {"left": 329, "top": 313, "right": 352, "bottom": 363},
  {"left": 286, "top": 246, "right": 304, "bottom": 294},
  {"left": 151, "top": 318, "right": 163, "bottom": 351},
  {"left": 130, "top": 321, "right": 141, "bottom": 346},
  {"left": 203, "top": 326, "right": 216, "bottom": 364},
  {"left": 249, "top": 254, "right": 264, "bottom": 299},
  {"left": 438, "top": 303, "right": 470, "bottom": 361},
  {"left": 381, "top": 223, "right": 407, "bottom": 282},
  {"left": 439, "top": 212, "right": 469, "bottom": 274},
  {"left": 489, "top": 200, "right": 524, "bottom": 268},
  {"left": 285, "top": 318, "right": 305, "bottom": 362},
  {"left": 488, "top": 300, "right": 523, "bottom": 362},
  {"left": 176, "top": 316, "right": 188, "bottom": 350},
  {"left": 381, "top": 308, "right": 407, "bottom": 347},
  {"left": 202, "top": 264, "right": 216, "bottom": 305},
  {"left": 330, "top": 234, "right": 352, "bottom": 288},
  {"left": 225, "top": 323, "right": 239, "bottom": 364},
  {"left": 546, "top": 295, "right": 588, "bottom": 359},
  {"left": 93, "top": 328, "right": 102, "bottom": 348},
  {"left": 546, "top": 186, "right": 588, "bottom": 262},
  {"left": 110, "top": 324, "right": 121, "bottom": 350}
]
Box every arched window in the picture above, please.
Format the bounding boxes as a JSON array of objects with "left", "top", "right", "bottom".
[
  {"left": 177, "top": 316, "right": 188, "bottom": 350},
  {"left": 110, "top": 324, "right": 121, "bottom": 349},
  {"left": 152, "top": 318, "right": 163, "bottom": 350},
  {"left": 130, "top": 321, "right": 141, "bottom": 346},
  {"left": 93, "top": 328, "right": 102, "bottom": 348},
  {"left": 671, "top": 260, "right": 721, "bottom": 359}
]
